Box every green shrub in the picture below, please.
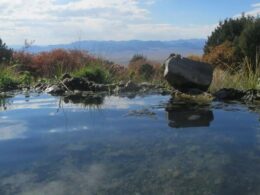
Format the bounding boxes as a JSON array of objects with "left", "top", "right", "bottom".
[
  {"left": 73, "top": 66, "right": 111, "bottom": 84},
  {"left": 0, "top": 65, "right": 19, "bottom": 91},
  {"left": 19, "top": 71, "right": 33, "bottom": 86},
  {"left": 0, "top": 77, "right": 18, "bottom": 90},
  {"left": 138, "top": 63, "right": 155, "bottom": 80}
]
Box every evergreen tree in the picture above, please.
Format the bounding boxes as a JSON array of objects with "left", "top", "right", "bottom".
[{"left": 0, "top": 39, "right": 13, "bottom": 63}]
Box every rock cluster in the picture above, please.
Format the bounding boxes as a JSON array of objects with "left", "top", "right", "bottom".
[{"left": 37, "top": 74, "right": 169, "bottom": 98}]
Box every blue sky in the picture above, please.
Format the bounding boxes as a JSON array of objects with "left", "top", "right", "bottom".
[
  {"left": 0, "top": 0, "right": 259, "bottom": 45},
  {"left": 149, "top": 0, "right": 260, "bottom": 25}
]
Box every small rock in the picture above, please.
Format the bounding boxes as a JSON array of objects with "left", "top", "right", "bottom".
[
  {"left": 63, "top": 77, "right": 90, "bottom": 91},
  {"left": 242, "top": 89, "right": 260, "bottom": 102},
  {"left": 124, "top": 80, "right": 141, "bottom": 91},
  {"left": 45, "top": 85, "right": 65, "bottom": 96},
  {"left": 213, "top": 88, "right": 245, "bottom": 101}
]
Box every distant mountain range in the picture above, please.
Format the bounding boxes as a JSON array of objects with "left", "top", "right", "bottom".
[{"left": 12, "top": 39, "right": 206, "bottom": 65}]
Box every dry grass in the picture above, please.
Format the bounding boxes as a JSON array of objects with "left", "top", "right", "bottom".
[{"left": 209, "top": 55, "right": 260, "bottom": 92}]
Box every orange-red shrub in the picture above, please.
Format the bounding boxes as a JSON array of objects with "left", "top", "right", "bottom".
[{"left": 13, "top": 49, "right": 100, "bottom": 78}]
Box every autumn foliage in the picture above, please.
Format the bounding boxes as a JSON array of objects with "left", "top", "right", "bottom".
[
  {"left": 203, "top": 41, "right": 238, "bottom": 70},
  {"left": 128, "top": 54, "right": 162, "bottom": 81},
  {"left": 12, "top": 49, "right": 97, "bottom": 77}
]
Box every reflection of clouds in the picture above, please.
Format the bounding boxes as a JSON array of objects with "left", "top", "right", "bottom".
[
  {"left": 49, "top": 112, "right": 57, "bottom": 116},
  {"left": 7, "top": 98, "right": 58, "bottom": 110},
  {"left": 48, "top": 126, "right": 88, "bottom": 134},
  {"left": 0, "top": 164, "right": 106, "bottom": 195},
  {"left": 0, "top": 119, "right": 27, "bottom": 140},
  {"left": 103, "top": 96, "right": 145, "bottom": 109},
  {"left": 59, "top": 96, "right": 146, "bottom": 110},
  {"left": 13, "top": 98, "right": 56, "bottom": 104},
  {"left": 4, "top": 95, "right": 164, "bottom": 112}
]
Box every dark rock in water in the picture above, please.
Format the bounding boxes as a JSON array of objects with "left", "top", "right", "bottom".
[
  {"left": 213, "top": 88, "right": 245, "bottom": 101},
  {"left": 124, "top": 80, "right": 141, "bottom": 91},
  {"left": 114, "top": 80, "right": 141, "bottom": 93},
  {"left": 139, "top": 82, "right": 155, "bottom": 89},
  {"left": 118, "top": 81, "right": 126, "bottom": 87},
  {"left": 62, "top": 77, "right": 110, "bottom": 92},
  {"left": 161, "top": 90, "right": 171, "bottom": 96},
  {"left": 63, "top": 77, "right": 90, "bottom": 91},
  {"left": 242, "top": 89, "right": 260, "bottom": 102},
  {"left": 61, "top": 73, "right": 72, "bottom": 80},
  {"left": 45, "top": 85, "right": 65, "bottom": 96},
  {"left": 214, "top": 88, "right": 260, "bottom": 102},
  {"left": 93, "top": 84, "right": 109, "bottom": 92},
  {"left": 164, "top": 54, "right": 213, "bottom": 92},
  {"left": 34, "top": 82, "right": 48, "bottom": 91}
]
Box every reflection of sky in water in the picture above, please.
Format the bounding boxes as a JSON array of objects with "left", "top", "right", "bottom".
[{"left": 0, "top": 93, "right": 259, "bottom": 194}]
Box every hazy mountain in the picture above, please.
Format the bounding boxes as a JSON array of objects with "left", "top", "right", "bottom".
[{"left": 13, "top": 39, "right": 206, "bottom": 65}]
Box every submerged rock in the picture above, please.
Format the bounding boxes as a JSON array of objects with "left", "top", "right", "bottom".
[{"left": 164, "top": 54, "right": 213, "bottom": 92}]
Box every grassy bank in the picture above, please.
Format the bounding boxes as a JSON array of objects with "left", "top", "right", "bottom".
[{"left": 209, "top": 56, "right": 260, "bottom": 92}]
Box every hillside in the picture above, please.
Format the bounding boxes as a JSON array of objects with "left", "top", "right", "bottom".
[{"left": 13, "top": 39, "right": 205, "bottom": 65}]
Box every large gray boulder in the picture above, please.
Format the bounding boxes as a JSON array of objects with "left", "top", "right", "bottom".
[{"left": 164, "top": 54, "right": 213, "bottom": 92}]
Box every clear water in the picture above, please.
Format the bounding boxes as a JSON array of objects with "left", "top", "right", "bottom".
[{"left": 0, "top": 92, "right": 260, "bottom": 195}]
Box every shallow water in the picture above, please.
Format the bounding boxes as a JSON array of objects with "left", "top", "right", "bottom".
[{"left": 0, "top": 92, "right": 260, "bottom": 195}]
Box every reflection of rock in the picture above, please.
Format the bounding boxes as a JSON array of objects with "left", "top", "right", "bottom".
[
  {"left": 164, "top": 54, "right": 213, "bottom": 92},
  {"left": 63, "top": 92, "right": 104, "bottom": 106},
  {"left": 114, "top": 80, "right": 169, "bottom": 96},
  {"left": 166, "top": 101, "right": 214, "bottom": 128},
  {"left": 127, "top": 108, "right": 156, "bottom": 118}
]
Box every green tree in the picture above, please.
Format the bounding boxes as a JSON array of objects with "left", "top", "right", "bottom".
[
  {"left": 204, "top": 16, "right": 260, "bottom": 70},
  {"left": 204, "top": 15, "right": 253, "bottom": 54},
  {"left": 239, "top": 19, "right": 260, "bottom": 68},
  {"left": 0, "top": 39, "right": 13, "bottom": 63}
]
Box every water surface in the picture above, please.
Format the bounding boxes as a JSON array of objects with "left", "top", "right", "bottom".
[{"left": 0, "top": 92, "right": 259, "bottom": 195}]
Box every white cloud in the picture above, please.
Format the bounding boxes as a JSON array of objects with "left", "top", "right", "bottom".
[
  {"left": 0, "top": 0, "right": 214, "bottom": 45},
  {"left": 236, "top": 3, "right": 260, "bottom": 17}
]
